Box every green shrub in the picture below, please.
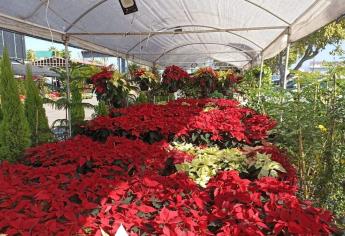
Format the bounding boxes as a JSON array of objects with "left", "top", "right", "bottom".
[
  {"left": 71, "top": 81, "right": 85, "bottom": 126},
  {"left": 24, "top": 65, "right": 53, "bottom": 146},
  {"left": 0, "top": 49, "right": 31, "bottom": 161},
  {"left": 93, "top": 100, "right": 109, "bottom": 118},
  {"left": 0, "top": 105, "right": 3, "bottom": 122}
]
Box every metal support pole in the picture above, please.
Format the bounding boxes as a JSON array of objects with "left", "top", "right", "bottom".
[
  {"left": 63, "top": 36, "right": 72, "bottom": 138},
  {"left": 258, "top": 53, "right": 264, "bottom": 101},
  {"left": 283, "top": 33, "right": 291, "bottom": 89}
]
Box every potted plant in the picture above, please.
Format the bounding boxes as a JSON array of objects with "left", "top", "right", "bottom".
[
  {"left": 216, "top": 70, "right": 242, "bottom": 97},
  {"left": 134, "top": 68, "right": 158, "bottom": 91},
  {"left": 89, "top": 67, "right": 135, "bottom": 108},
  {"left": 162, "top": 65, "right": 190, "bottom": 93},
  {"left": 193, "top": 67, "right": 218, "bottom": 98}
]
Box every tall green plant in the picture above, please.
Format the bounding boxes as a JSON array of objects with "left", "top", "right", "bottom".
[
  {"left": 242, "top": 65, "right": 345, "bottom": 221},
  {"left": 93, "top": 100, "right": 108, "bottom": 118},
  {"left": 71, "top": 81, "right": 85, "bottom": 127},
  {"left": 0, "top": 105, "right": 3, "bottom": 122},
  {"left": 0, "top": 49, "right": 31, "bottom": 161},
  {"left": 25, "top": 65, "right": 52, "bottom": 145}
]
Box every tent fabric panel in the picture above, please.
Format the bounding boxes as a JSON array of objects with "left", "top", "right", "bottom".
[{"left": 0, "top": 0, "right": 344, "bottom": 68}]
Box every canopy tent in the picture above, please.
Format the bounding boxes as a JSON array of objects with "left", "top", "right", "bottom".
[
  {"left": 0, "top": 0, "right": 344, "bottom": 69},
  {"left": 1, "top": 0, "right": 344, "bottom": 137}
]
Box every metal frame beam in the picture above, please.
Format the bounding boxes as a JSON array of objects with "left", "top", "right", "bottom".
[
  {"left": 65, "top": 0, "right": 109, "bottom": 32},
  {"left": 129, "top": 49, "right": 261, "bottom": 56},
  {"left": 67, "top": 25, "right": 287, "bottom": 36},
  {"left": 242, "top": 0, "right": 320, "bottom": 68},
  {"left": 244, "top": 0, "right": 290, "bottom": 25},
  {"left": 283, "top": 41, "right": 291, "bottom": 89},
  {"left": 258, "top": 53, "right": 264, "bottom": 100},
  {"left": 161, "top": 59, "right": 251, "bottom": 64},
  {"left": 23, "top": 0, "right": 49, "bottom": 20},
  {"left": 126, "top": 25, "right": 263, "bottom": 54},
  {"left": 63, "top": 35, "right": 72, "bottom": 138}
]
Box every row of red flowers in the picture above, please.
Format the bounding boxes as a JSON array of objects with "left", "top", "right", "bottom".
[
  {"left": 89, "top": 66, "right": 243, "bottom": 100},
  {"left": 84, "top": 98, "right": 276, "bottom": 145},
  {"left": 0, "top": 135, "right": 333, "bottom": 235}
]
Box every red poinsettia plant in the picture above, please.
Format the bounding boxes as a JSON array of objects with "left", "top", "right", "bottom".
[
  {"left": 193, "top": 67, "right": 218, "bottom": 97},
  {"left": 90, "top": 66, "right": 113, "bottom": 95},
  {"left": 133, "top": 68, "right": 158, "bottom": 91},
  {"left": 84, "top": 98, "right": 277, "bottom": 146},
  {"left": 0, "top": 133, "right": 336, "bottom": 235},
  {"left": 162, "top": 65, "right": 190, "bottom": 93},
  {"left": 89, "top": 67, "right": 133, "bottom": 108}
]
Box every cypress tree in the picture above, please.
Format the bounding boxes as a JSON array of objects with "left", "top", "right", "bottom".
[
  {"left": 24, "top": 65, "right": 52, "bottom": 145},
  {"left": 0, "top": 49, "right": 31, "bottom": 161},
  {"left": 0, "top": 105, "right": 3, "bottom": 122},
  {"left": 71, "top": 81, "right": 85, "bottom": 127}
]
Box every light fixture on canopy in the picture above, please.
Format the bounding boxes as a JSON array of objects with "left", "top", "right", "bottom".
[{"left": 118, "top": 0, "right": 138, "bottom": 15}]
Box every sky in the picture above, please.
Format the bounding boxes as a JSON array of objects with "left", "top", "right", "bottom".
[
  {"left": 25, "top": 36, "right": 119, "bottom": 65},
  {"left": 25, "top": 37, "right": 83, "bottom": 60},
  {"left": 25, "top": 36, "right": 345, "bottom": 69}
]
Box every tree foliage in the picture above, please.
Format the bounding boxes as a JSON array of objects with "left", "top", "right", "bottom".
[
  {"left": 70, "top": 81, "right": 85, "bottom": 127},
  {"left": 47, "top": 63, "right": 98, "bottom": 135},
  {"left": 240, "top": 63, "right": 345, "bottom": 226},
  {"left": 0, "top": 105, "right": 2, "bottom": 122},
  {"left": 93, "top": 100, "right": 109, "bottom": 118},
  {"left": 48, "top": 46, "right": 70, "bottom": 58},
  {"left": 24, "top": 65, "right": 52, "bottom": 146},
  {"left": 26, "top": 49, "right": 36, "bottom": 62},
  {"left": 267, "top": 17, "right": 345, "bottom": 77},
  {"left": 0, "top": 49, "right": 31, "bottom": 161}
]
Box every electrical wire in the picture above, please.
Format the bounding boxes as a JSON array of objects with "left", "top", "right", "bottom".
[{"left": 45, "top": 0, "right": 54, "bottom": 46}]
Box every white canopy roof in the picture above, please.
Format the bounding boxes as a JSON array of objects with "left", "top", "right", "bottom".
[{"left": 0, "top": 0, "right": 344, "bottom": 68}]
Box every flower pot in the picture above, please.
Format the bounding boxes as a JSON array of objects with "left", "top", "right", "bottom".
[{"left": 139, "top": 81, "right": 149, "bottom": 91}]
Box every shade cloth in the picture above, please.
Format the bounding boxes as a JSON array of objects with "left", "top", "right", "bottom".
[{"left": 0, "top": 0, "right": 344, "bottom": 68}]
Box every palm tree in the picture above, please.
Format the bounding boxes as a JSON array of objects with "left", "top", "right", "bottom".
[
  {"left": 45, "top": 63, "right": 99, "bottom": 138},
  {"left": 48, "top": 46, "right": 60, "bottom": 57},
  {"left": 26, "top": 49, "right": 36, "bottom": 62}
]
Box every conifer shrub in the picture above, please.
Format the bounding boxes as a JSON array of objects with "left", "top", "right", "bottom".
[
  {"left": 0, "top": 49, "right": 31, "bottom": 161},
  {"left": 24, "top": 65, "right": 52, "bottom": 145}
]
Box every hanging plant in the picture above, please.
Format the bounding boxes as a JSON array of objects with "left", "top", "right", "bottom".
[
  {"left": 162, "top": 65, "right": 190, "bottom": 93},
  {"left": 193, "top": 67, "right": 218, "bottom": 98},
  {"left": 133, "top": 68, "right": 158, "bottom": 91}
]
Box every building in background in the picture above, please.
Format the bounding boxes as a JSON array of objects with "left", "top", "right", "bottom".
[
  {"left": 307, "top": 61, "right": 332, "bottom": 73},
  {"left": 81, "top": 51, "right": 127, "bottom": 73},
  {"left": 34, "top": 50, "right": 53, "bottom": 59},
  {"left": 0, "top": 29, "right": 26, "bottom": 60}
]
